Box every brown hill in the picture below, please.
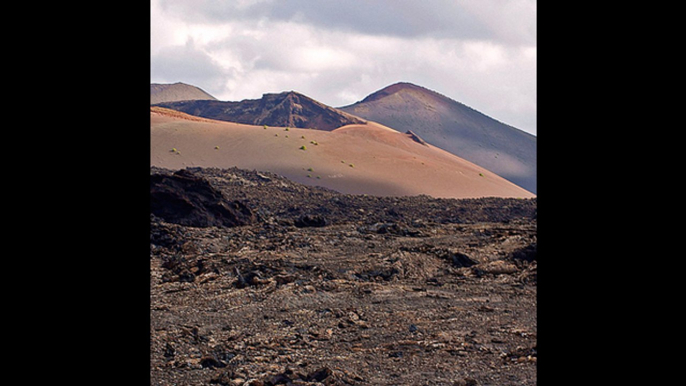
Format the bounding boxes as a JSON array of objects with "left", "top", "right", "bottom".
[
  {"left": 339, "top": 82, "right": 536, "bottom": 194},
  {"left": 150, "top": 107, "right": 534, "bottom": 199},
  {"left": 150, "top": 82, "right": 217, "bottom": 104},
  {"left": 153, "top": 91, "right": 366, "bottom": 131}
]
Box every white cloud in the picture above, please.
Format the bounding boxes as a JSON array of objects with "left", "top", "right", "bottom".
[
  {"left": 150, "top": 38, "right": 236, "bottom": 97},
  {"left": 150, "top": 0, "right": 536, "bottom": 135}
]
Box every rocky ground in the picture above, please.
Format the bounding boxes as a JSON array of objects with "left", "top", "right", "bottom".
[{"left": 150, "top": 167, "right": 537, "bottom": 385}]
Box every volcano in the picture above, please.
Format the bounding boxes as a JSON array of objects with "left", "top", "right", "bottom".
[{"left": 339, "top": 82, "right": 536, "bottom": 193}]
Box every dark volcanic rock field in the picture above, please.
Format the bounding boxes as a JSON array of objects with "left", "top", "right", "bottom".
[{"left": 150, "top": 167, "right": 537, "bottom": 385}]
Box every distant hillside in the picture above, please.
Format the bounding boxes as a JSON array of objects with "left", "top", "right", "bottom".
[
  {"left": 150, "top": 82, "right": 217, "bottom": 104},
  {"left": 339, "top": 82, "right": 536, "bottom": 194},
  {"left": 154, "top": 91, "right": 366, "bottom": 131}
]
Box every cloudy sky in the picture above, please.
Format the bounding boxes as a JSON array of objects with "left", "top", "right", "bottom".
[{"left": 151, "top": 0, "right": 536, "bottom": 135}]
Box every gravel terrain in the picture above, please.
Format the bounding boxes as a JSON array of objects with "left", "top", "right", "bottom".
[{"left": 150, "top": 167, "right": 537, "bottom": 385}]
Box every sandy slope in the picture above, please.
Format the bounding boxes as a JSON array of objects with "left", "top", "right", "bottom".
[{"left": 151, "top": 107, "right": 535, "bottom": 199}]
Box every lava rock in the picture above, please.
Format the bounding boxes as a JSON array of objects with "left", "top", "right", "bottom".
[
  {"left": 150, "top": 169, "right": 255, "bottom": 227},
  {"left": 305, "top": 367, "right": 333, "bottom": 382},
  {"left": 509, "top": 243, "right": 537, "bottom": 262},
  {"left": 294, "top": 214, "right": 327, "bottom": 228},
  {"left": 449, "top": 252, "right": 478, "bottom": 268},
  {"left": 200, "top": 354, "right": 226, "bottom": 368}
]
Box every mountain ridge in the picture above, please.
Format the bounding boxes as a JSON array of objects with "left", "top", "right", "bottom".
[
  {"left": 150, "top": 81, "right": 536, "bottom": 194},
  {"left": 153, "top": 90, "right": 366, "bottom": 131}
]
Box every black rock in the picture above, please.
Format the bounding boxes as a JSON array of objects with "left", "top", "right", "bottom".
[
  {"left": 305, "top": 367, "right": 333, "bottom": 382},
  {"left": 450, "top": 252, "right": 477, "bottom": 268},
  {"left": 200, "top": 354, "right": 226, "bottom": 368},
  {"left": 509, "top": 243, "right": 537, "bottom": 262},
  {"left": 294, "top": 214, "right": 327, "bottom": 228},
  {"left": 150, "top": 169, "right": 255, "bottom": 228}
]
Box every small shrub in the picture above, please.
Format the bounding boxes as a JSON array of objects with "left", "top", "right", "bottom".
[
  {"left": 263, "top": 125, "right": 268, "bottom": 130},
  {"left": 300, "top": 145, "right": 307, "bottom": 150}
]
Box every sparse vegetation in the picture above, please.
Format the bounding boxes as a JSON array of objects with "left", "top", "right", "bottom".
[
  {"left": 307, "top": 167, "right": 314, "bottom": 172},
  {"left": 349, "top": 164, "right": 354, "bottom": 168},
  {"left": 300, "top": 145, "right": 307, "bottom": 150},
  {"left": 263, "top": 125, "right": 268, "bottom": 130},
  {"left": 214, "top": 146, "right": 220, "bottom": 150},
  {"left": 285, "top": 127, "right": 290, "bottom": 131}
]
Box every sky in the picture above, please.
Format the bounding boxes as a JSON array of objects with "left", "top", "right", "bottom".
[{"left": 151, "top": 0, "right": 536, "bottom": 136}]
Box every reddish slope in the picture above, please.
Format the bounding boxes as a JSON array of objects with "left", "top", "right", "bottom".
[{"left": 150, "top": 107, "right": 535, "bottom": 199}]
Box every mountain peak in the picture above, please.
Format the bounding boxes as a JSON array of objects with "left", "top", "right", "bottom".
[
  {"left": 150, "top": 82, "right": 217, "bottom": 104},
  {"left": 359, "top": 82, "right": 426, "bottom": 103}
]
